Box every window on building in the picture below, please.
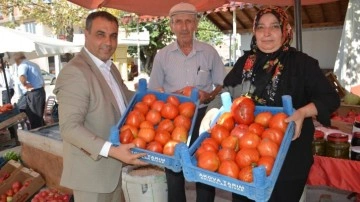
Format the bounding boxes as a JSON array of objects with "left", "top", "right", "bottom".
[{"left": 24, "top": 22, "right": 36, "bottom": 33}]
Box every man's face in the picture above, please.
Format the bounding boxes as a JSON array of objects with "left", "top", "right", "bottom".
[
  {"left": 85, "top": 17, "right": 118, "bottom": 62},
  {"left": 170, "top": 14, "right": 197, "bottom": 45}
]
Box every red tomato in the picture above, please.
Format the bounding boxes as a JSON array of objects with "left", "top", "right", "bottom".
[
  {"left": 201, "top": 138, "right": 220, "bottom": 150},
  {"left": 151, "top": 100, "right": 165, "bottom": 112},
  {"left": 138, "top": 128, "right": 156, "bottom": 143},
  {"left": 217, "top": 147, "right": 236, "bottom": 162},
  {"left": 197, "top": 151, "right": 220, "bottom": 172},
  {"left": 125, "top": 110, "right": 145, "bottom": 128},
  {"left": 231, "top": 96, "right": 255, "bottom": 125},
  {"left": 171, "top": 126, "right": 188, "bottom": 143},
  {"left": 146, "top": 141, "right": 163, "bottom": 153},
  {"left": 210, "top": 124, "right": 230, "bottom": 144},
  {"left": 254, "top": 111, "right": 273, "bottom": 128},
  {"left": 248, "top": 122, "right": 265, "bottom": 136},
  {"left": 119, "top": 128, "right": 135, "bottom": 144},
  {"left": 134, "top": 101, "right": 149, "bottom": 115},
  {"left": 261, "top": 128, "right": 284, "bottom": 146},
  {"left": 132, "top": 137, "right": 147, "bottom": 149},
  {"left": 120, "top": 124, "right": 138, "bottom": 137},
  {"left": 11, "top": 181, "right": 22, "bottom": 190},
  {"left": 183, "top": 86, "right": 194, "bottom": 97},
  {"left": 230, "top": 124, "right": 248, "bottom": 139},
  {"left": 157, "top": 119, "right": 175, "bottom": 133},
  {"left": 6, "top": 189, "right": 13, "bottom": 197},
  {"left": 163, "top": 140, "right": 180, "bottom": 156},
  {"left": 218, "top": 160, "right": 240, "bottom": 179},
  {"left": 239, "top": 132, "right": 261, "bottom": 149},
  {"left": 154, "top": 130, "right": 171, "bottom": 146},
  {"left": 174, "top": 115, "right": 192, "bottom": 131},
  {"left": 257, "top": 156, "right": 275, "bottom": 176},
  {"left": 269, "top": 112, "right": 288, "bottom": 133},
  {"left": 221, "top": 135, "right": 239, "bottom": 152},
  {"left": 238, "top": 165, "right": 254, "bottom": 183},
  {"left": 196, "top": 141, "right": 219, "bottom": 158},
  {"left": 139, "top": 120, "right": 154, "bottom": 129},
  {"left": 142, "top": 94, "right": 157, "bottom": 106},
  {"left": 235, "top": 148, "right": 260, "bottom": 169},
  {"left": 146, "top": 109, "right": 162, "bottom": 125},
  {"left": 257, "top": 138, "right": 279, "bottom": 158},
  {"left": 231, "top": 96, "right": 255, "bottom": 112},
  {"left": 217, "top": 112, "right": 235, "bottom": 131},
  {"left": 167, "top": 95, "right": 180, "bottom": 107},
  {"left": 178, "top": 102, "right": 196, "bottom": 118},
  {"left": 161, "top": 103, "right": 179, "bottom": 120},
  {"left": 200, "top": 142, "right": 219, "bottom": 153}
]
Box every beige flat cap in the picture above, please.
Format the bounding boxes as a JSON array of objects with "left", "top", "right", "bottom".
[{"left": 169, "top": 2, "right": 197, "bottom": 17}]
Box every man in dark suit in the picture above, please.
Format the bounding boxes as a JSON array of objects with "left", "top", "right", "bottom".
[{"left": 53, "top": 11, "right": 146, "bottom": 202}]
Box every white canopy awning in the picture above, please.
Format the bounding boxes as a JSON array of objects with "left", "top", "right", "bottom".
[
  {"left": 0, "top": 26, "right": 82, "bottom": 62},
  {"left": 333, "top": 0, "right": 360, "bottom": 92}
]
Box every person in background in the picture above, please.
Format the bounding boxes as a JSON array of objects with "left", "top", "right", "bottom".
[
  {"left": 129, "top": 61, "right": 139, "bottom": 81},
  {"left": 0, "top": 61, "right": 15, "bottom": 104},
  {"left": 53, "top": 11, "right": 147, "bottom": 202},
  {"left": 201, "top": 6, "right": 340, "bottom": 202},
  {"left": 148, "top": 2, "right": 225, "bottom": 202},
  {"left": 13, "top": 52, "right": 46, "bottom": 129}
]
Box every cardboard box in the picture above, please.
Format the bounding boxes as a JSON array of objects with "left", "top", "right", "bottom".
[
  {"left": 17, "top": 125, "right": 72, "bottom": 194},
  {"left": 0, "top": 160, "right": 23, "bottom": 186},
  {"left": 0, "top": 167, "right": 45, "bottom": 202},
  {"left": 331, "top": 103, "right": 360, "bottom": 134}
]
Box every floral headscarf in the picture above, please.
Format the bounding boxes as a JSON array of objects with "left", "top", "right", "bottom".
[
  {"left": 224, "top": 6, "right": 296, "bottom": 106},
  {"left": 251, "top": 6, "right": 293, "bottom": 51}
]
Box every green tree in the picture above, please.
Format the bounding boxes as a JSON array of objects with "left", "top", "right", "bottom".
[
  {"left": 127, "top": 16, "right": 223, "bottom": 74},
  {"left": 0, "top": 0, "right": 88, "bottom": 41}
]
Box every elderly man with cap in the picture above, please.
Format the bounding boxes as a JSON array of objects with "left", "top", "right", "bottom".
[{"left": 148, "top": 2, "right": 225, "bottom": 202}]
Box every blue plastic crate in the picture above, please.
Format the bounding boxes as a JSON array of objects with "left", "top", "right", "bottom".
[
  {"left": 0, "top": 157, "right": 7, "bottom": 168},
  {"left": 178, "top": 92, "right": 295, "bottom": 202},
  {"left": 0, "top": 105, "right": 20, "bottom": 122},
  {"left": 109, "top": 78, "right": 200, "bottom": 172}
]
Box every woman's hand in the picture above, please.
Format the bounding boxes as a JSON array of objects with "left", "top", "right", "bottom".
[
  {"left": 285, "top": 103, "right": 317, "bottom": 140},
  {"left": 285, "top": 109, "right": 306, "bottom": 140}
]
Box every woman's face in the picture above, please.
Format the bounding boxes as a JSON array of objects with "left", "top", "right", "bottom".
[{"left": 254, "top": 13, "right": 283, "bottom": 53}]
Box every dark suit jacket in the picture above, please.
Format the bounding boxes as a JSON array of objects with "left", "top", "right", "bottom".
[{"left": 53, "top": 49, "right": 134, "bottom": 193}]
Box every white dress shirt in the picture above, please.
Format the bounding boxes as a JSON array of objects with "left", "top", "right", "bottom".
[{"left": 84, "top": 48, "right": 126, "bottom": 157}]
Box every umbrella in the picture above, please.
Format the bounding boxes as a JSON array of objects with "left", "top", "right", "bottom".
[
  {"left": 67, "top": 0, "right": 339, "bottom": 16},
  {"left": 67, "top": 0, "right": 340, "bottom": 51},
  {"left": 0, "top": 26, "right": 82, "bottom": 103}
]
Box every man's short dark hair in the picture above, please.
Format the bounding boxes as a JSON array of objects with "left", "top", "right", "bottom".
[{"left": 85, "top": 11, "right": 119, "bottom": 31}]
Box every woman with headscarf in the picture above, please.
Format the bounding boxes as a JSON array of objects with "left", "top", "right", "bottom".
[{"left": 201, "top": 6, "right": 340, "bottom": 202}]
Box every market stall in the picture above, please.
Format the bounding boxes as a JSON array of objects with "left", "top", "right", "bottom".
[
  {"left": 16, "top": 123, "right": 72, "bottom": 195},
  {"left": 0, "top": 104, "right": 27, "bottom": 151}
]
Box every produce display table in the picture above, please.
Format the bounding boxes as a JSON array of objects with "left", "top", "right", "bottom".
[
  {"left": 0, "top": 112, "right": 27, "bottom": 130},
  {"left": 307, "top": 156, "right": 360, "bottom": 195},
  {"left": 17, "top": 123, "right": 72, "bottom": 194},
  {"left": 0, "top": 106, "right": 27, "bottom": 150}
]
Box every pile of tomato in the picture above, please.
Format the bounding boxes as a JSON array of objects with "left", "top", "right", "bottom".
[
  {"left": 195, "top": 96, "right": 288, "bottom": 183},
  {"left": 1, "top": 179, "right": 32, "bottom": 202},
  {"left": 0, "top": 104, "right": 13, "bottom": 114},
  {"left": 31, "top": 188, "right": 70, "bottom": 202},
  {"left": 119, "top": 93, "right": 196, "bottom": 156}
]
